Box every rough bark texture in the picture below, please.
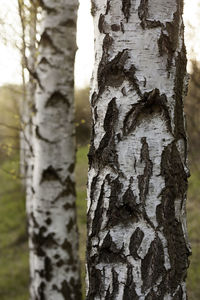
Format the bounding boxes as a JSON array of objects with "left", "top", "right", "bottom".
[
  {"left": 29, "top": 0, "right": 81, "bottom": 299},
  {"left": 87, "top": 0, "right": 191, "bottom": 299}
]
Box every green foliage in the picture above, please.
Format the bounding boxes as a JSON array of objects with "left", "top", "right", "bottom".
[{"left": 0, "top": 157, "right": 29, "bottom": 300}]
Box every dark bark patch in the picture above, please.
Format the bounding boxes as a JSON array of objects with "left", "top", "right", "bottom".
[
  {"left": 138, "top": 137, "right": 153, "bottom": 206},
  {"left": 32, "top": 227, "right": 57, "bottom": 257},
  {"left": 123, "top": 265, "right": 139, "bottom": 300},
  {"left": 56, "top": 259, "right": 64, "bottom": 267},
  {"left": 60, "top": 19, "right": 76, "bottom": 27},
  {"left": 89, "top": 98, "right": 119, "bottom": 171},
  {"left": 91, "top": 0, "right": 98, "bottom": 16},
  {"left": 123, "top": 88, "right": 172, "bottom": 135},
  {"left": 129, "top": 227, "right": 144, "bottom": 259},
  {"left": 122, "top": 0, "right": 131, "bottom": 22},
  {"left": 39, "top": 0, "right": 56, "bottom": 13},
  {"left": 68, "top": 163, "right": 75, "bottom": 173},
  {"left": 156, "top": 142, "right": 190, "bottom": 292},
  {"left": 99, "top": 232, "right": 125, "bottom": 263},
  {"left": 141, "top": 236, "right": 165, "bottom": 292},
  {"left": 67, "top": 217, "right": 74, "bottom": 232},
  {"left": 40, "top": 31, "right": 61, "bottom": 53},
  {"left": 45, "top": 218, "right": 52, "bottom": 225},
  {"left": 44, "top": 256, "right": 53, "bottom": 281},
  {"left": 99, "top": 14, "right": 106, "bottom": 33},
  {"left": 86, "top": 268, "right": 103, "bottom": 299},
  {"left": 107, "top": 177, "right": 140, "bottom": 227},
  {"left": 174, "top": 46, "right": 187, "bottom": 142},
  {"left": 45, "top": 91, "right": 69, "bottom": 109},
  {"left": 91, "top": 180, "right": 105, "bottom": 236},
  {"left": 40, "top": 166, "right": 61, "bottom": 183},
  {"left": 62, "top": 239, "right": 74, "bottom": 265},
  {"left": 111, "top": 24, "right": 121, "bottom": 32},
  {"left": 106, "top": 0, "right": 111, "bottom": 14},
  {"left": 37, "top": 281, "right": 46, "bottom": 300},
  {"left": 138, "top": 0, "right": 162, "bottom": 29},
  {"left": 98, "top": 49, "right": 129, "bottom": 89}
]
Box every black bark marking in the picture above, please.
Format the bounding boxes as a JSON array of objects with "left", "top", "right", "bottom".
[
  {"left": 45, "top": 91, "right": 70, "bottom": 109},
  {"left": 38, "top": 57, "right": 53, "bottom": 67},
  {"left": 91, "top": 180, "right": 105, "bottom": 236},
  {"left": 174, "top": 46, "right": 187, "bottom": 144},
  {"left": 62, "top": 239, "right": 75, "bottom": 265},
  {"left": 53, "top": 279, "right": 81, "bottom": 300},
  {"left": 37, "top": 281, "right": 46, "bottom": 300},
  {"left": 141, "top": 236, "right": 165, "bottom": 292},
  {"left": 86, "top": 268, "right": 103, "bottom": 299},
  {"left": 157, "top": 1, "right": 183, "bottom": 71},
  {"left": 39, "top": 0, "right": 56, "bottom": 13},
  {"left": 156, "top": 142, "right": 190, "bottom": 293},
  {"left": 111, "top": 24, "right": 121, "bottom": 32},
  {"left": 44, "top": 256, "right": 53, "bottom": 281},
  {"left": 66, "top": 217, "right": 75, "bottom": 232},
  {"left": 45, "top": 218, "right": 52, "bottom": 225},
  {"left": 40, "top": 166, "right": 61, "bottom": 183},
  {"left": 68, "top": 163, "right": 75, "bottom": 173},
  {"left": 138, "top": 0, "right": 162, "bottom": 29},
  {"left": 32, "top": 227, "right": 57, "bottom": 257},
  {"left": 123, "top": 88, "right": 172, "bottom": 135},
  {"left": 40, "top": 31, "right": 62, "bottom": 54},
  {"left": 98, "top": 14, "right": 106, "bottom": 33},
  {"left": 129, "top": 227, "right": 144, "bottom": 259},
  {"left": 99, "top": 232, "right": 125, "bottom": 263},
  {"left": 98, "top": 49, "right": 129, "bottom": 89},
  {"left": 106, "top": 0, "right": 111, "bottom": 15},
  {"left": 122, "top": 0, "right": 131, "bottom": 22},
  {"left": 123, "top": 265, "right": 139, "bottom": 300},
  {"left": 35, "top": 126, "right": 57, "bottom": 144},
  {"left": 107, "top": 177, "right": 140, "bottom": 227},
  {"left": 98, "top": 48, "right": 142, "bottom": 98},
  {"left": 138, "top": 137, "right": 153, "bottom": 205},
  {"left": 91, "top": 0, "right": 98, "bottom": 16},
  {"left": 106, "top": 269, "right": 119, "bottom": 299},
  {"left": 88, "top": 98, "right": 119, "bottom": 171},
  {"left": 60, "top": 19, "right": 76, "bottom": 27}
]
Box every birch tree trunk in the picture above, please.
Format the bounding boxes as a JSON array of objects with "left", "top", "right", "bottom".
[
  {"left": 29, "top": 0, "right": 81, "bottom": 299},
  {"left": 87, "top": 0, "right": 191, "bottom": 299}
]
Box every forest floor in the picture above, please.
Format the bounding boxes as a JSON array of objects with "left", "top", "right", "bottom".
[{"left": 0, "top": 146, "right": 199, "bottom": 299}]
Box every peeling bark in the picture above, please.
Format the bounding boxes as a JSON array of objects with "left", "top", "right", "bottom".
[
  {"left": 30, "top": 0, "right": 81, "bottom": 299},
  {"left": 87, "top": 0, "right": 190, "bottom": 299}
]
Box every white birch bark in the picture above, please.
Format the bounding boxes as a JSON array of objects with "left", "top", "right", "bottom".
[
  {"left": 29, "top": 0, "right": 81, "bottom": 299},
  {"left": 87, "top": 0, "right": 191, "bottom": 299}
]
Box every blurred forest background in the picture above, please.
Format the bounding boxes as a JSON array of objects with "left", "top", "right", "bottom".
[{"left": 0, "top": 1, "right": 200, "bottom": 300}]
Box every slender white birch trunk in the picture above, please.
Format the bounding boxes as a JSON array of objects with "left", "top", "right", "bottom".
[
  {"left": 29, "top": 0, "right": 81, "bottom": 299},
  {"left": 87, "top": 0, "right": 191, "bottom": 299}
]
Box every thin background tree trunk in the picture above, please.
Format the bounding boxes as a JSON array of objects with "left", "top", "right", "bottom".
[
  {"left": 29, "top": 0, "right": 82, "bottom": 299},
  {"left": 87, "top": 0, "right": 191, "bottom": 298}
]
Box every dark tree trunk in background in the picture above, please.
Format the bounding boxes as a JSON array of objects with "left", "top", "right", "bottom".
[
  {"left": 86, "top": 0, "right": 191, "bottom": 299},
  {"left": 29, "top": 0, "right": 82, "bottom": 299}
]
